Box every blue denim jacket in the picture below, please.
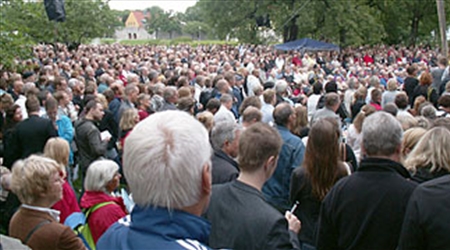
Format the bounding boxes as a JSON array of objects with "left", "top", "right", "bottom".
[{"left": 263, "top": 125, "right": 305, "bottom": 210}]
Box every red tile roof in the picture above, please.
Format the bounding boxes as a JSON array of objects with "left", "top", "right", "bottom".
[{"left": 132, "top": 11, "right": 150, "bottom": 27}]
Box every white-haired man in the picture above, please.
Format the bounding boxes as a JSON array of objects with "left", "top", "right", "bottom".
[
  {"left": 316, "top": 112, "right": 417, "bottom": 250},
  {"left": 97, "top": 111, "right": 213, "bottom": 249}
]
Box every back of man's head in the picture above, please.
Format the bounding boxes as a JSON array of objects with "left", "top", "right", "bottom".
[
  {"left": 395, "top": 92, "right": 409, "bottom": 110},
  {"left": 163, "top": 86, "right": 177, "bottom": 102},
  {"left": 25, "top": 95, "right": 40, "bottom": 114},
  {"left": 123, "top": 111, "right": 212, "bottom": 209},
  {"left": 220, "top": 93, "right": 232, "bottom": 104},
  {"left": 242, "top": 106, "right": 262, "bottom": 124},
  {"left": 273, "top": 103, "right": 293, "bottom": 126},
  {"left": 324, "top": 92, "right": 340, "bottom": 109},
  {"left": 275, "top": 80, "right": 288, "bottom": 94},
  {"left": 362, "top": 111, "right": 403, "bottom": 157},
  {"left": 238, "top": 122, "right": 282, "bottom": 172}
]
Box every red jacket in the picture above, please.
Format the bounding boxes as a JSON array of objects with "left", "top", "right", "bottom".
[
  {"left": 80, "top": 191, "right": 127, "bottom": 244},
  {"left": 52, "top": 181, "right": 81, "bottom": 223}
]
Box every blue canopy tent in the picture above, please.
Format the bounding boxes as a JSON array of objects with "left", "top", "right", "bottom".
[{"left": 274, "top": 38, "right": 340, "bottom": 52}]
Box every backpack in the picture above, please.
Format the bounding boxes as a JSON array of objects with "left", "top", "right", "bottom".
[{"left": 64, "top": 201, "right": 114, "bottom": 250}]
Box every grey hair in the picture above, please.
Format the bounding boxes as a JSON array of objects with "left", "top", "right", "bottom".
[
  {"left": 420, "top": 105, "right": 437, "bottom": 120},
  {"left": 220, "top": 93, "right": 233, "bottom": 104},
  {"left": 68, "top": 78, "right": 79, "bottom": 89},
  {"left": 211, "top": 121, "right": 242, "bottom": 150},
  {"left": 362, "top": 111, "right": 403, "bottom": 156},
  {"left": 84, "top": 160, "right": 119, "bottom": 193},
  {"left": 369, "top": 76, "right": 380, "bottom": 87},
  {"left": 275, "top": 80, "right": 288, "bottom": 94},
  {"left": 347, "top": 77, "right": 358, "bottom": 89},
  {"left": 163, "top": 86, "right": 177, "bottom": 101},
  {"left": 123, "top": 111, "right": 212, "bottom": 209}
]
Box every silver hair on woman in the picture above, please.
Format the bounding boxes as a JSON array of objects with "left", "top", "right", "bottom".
[{"left": 84, "top": 159, "right": 119, "bottom": 193}]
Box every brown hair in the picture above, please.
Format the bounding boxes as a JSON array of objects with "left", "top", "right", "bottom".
[
  {"left": 292, "top": 105, "right": 308, "bottom": 136},
  {"left": 419, "top": 72, "right": 432, "bottom": 86},
  {"left": 239, "top": 96, "right": 261, "bottom": 115},
  {"left": 303, "top": 118, "right": 347, "bottom": 200},
  {"left": 238, "top": 122, "right": 282, "bottom": 172},
  {"left": 353, "top": 105, "right": 377, "bottom": 133}
]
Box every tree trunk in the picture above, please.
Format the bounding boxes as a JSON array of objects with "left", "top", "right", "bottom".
[
  {"left": 339, "top": 28, "right": 347, "bottom": 47},
  {"left": 409, "top": 16, "right": 420, "bottom": 46}
]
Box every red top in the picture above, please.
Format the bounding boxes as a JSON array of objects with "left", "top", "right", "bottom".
[
  {"left": 138, "top": 109, "right": 149, "bottom": 121},
  {"left": 370, "top": 102, "right": 383, "bottom": 111},
  {"left": 292, "top": 57, "right": 302, "bottom": 67},
  {"left": 363, "top": 55, "right": 374, "bottom": 66},
  {"left": 80, "top": 191, "right": 128, "bottom": 244},
  {"left": 52, "top": 181, "right": 81, "bottom": 223}
]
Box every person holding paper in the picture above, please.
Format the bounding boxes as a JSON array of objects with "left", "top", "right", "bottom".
[{"left": 75, "top": 100, "right": 109, "bottom": 179}]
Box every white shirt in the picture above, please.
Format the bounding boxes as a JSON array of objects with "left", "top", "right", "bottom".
[
  {"left": 22, "top": 204, "right": 61, "bottom": 222},
  {"left": 214, "top": 105, "right": 235, "bottom": 124},
  {"left": 247, "top": 75, "right": 262, "bottom": 97},
  {"left": 307, "top": 94, "right": 321, "bottom": 120},
  {"left": 14, "top": 95, "right": 28, "bottom": 120}
]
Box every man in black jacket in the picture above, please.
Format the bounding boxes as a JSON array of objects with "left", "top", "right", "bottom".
[
  {"left": 210, "top": 121, "right": 241, "bottom": 184},
  {"left": 205, "top": 123, "right": 300, "bottom": 250},
  {"left": 13, "top": 95, "right": 57, "bottom": 163},
  {"left": 398, "top": 175, "right": 450, "bottom": 250},
  {"left": 75, "top": 100, "right": 109, "bottom": 177},
  {"left": 316, "top": 112, "right": 417, "bottom": 250}
]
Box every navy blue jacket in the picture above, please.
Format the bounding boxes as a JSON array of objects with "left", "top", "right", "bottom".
[{"left": 97, "top": 206, "right": 211, "bottom": 250}]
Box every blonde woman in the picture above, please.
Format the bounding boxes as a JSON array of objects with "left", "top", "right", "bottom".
[
  {"left": 404, "top": 127, "right": 450, "bottom": 183},
  {"left": 9, "top": 155, "right": 84, "bottom": 250},
  {"left": 196, "top": 111, "right": 214, "bottom": 133},
  {"left": 119, "top": 108, "right": 139, "bottom": 150},
  {"left": 44, "top": 138, "right": 81, "bottom": 224},
  {"left": 381, "top": 78, "right": 399, "bottom": 108},
  {"left": 401, "top": 127, "right": 427, "bottom": 159}
]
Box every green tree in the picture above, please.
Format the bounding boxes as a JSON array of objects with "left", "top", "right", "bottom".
[
  {"left": 146, "top": 7, "right": 182, "bottom": 39},
  {"left": 183, "top": 21, "right": 210, "bottom": 39}
]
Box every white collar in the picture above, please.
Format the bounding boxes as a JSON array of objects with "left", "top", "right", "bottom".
[{"left": 22, "top": 204, "right": 61, "bottom": 222}]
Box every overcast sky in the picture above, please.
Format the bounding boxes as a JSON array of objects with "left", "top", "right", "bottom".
[{"left": 108, "top": 0, "right": 197, "bottom": 13}]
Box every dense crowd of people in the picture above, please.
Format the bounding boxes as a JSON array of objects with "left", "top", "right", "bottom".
[{"left": 0, "top": 42, "right": 449, "bottom": 249}]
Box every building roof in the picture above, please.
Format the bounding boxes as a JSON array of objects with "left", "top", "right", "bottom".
[{"left": 129, "top": 11, "right": 150, "bottom": 28}]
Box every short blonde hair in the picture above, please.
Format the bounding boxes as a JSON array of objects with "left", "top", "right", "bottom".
[
  {"left": 404, "top": 127, "right": 450, "bottom": 173},
  {"left": 84, "top": 160, "right": 119, "bottom": 192},
  {"left": 44, "top": 138, "right": 70, "bottom": 176},
  {"left": 11, "top": 155, "right": 60, "bottom": 204},
  {"left": 387, "top": 78, "right": 398, "bottom": 91}
]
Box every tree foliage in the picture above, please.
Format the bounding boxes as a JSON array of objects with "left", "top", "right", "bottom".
[
  {"left": 0, "top": 0, "right": 122, "bottom": 68},
  {"left": 145, "top": 7, "right": 182, "bottom": 39},
  {"left": 195, "top": 0, "right": 450, "bottom": 46}
]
